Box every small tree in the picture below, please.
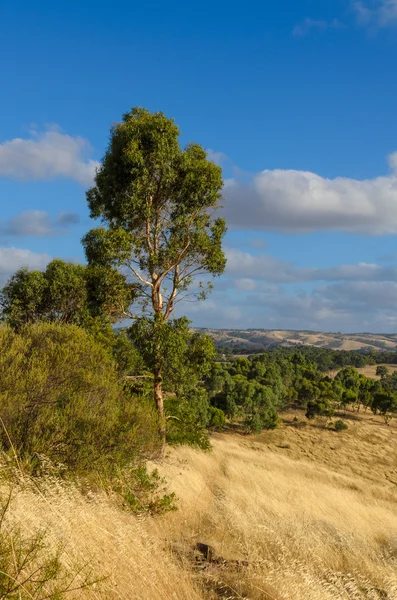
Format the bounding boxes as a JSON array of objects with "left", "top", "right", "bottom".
[
  {"left": 372, "top": 391, "right": 397, "bottom": 424},
  {"left": 82, "top": 107, "right": 226, "bottom": 452},
  {"left": 376, "top": 365, "right": 389, "bottom": 379}
]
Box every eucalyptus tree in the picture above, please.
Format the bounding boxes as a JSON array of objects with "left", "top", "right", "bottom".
[
  {"left": 82, "top": 107, "right": 226, "bottom": 450},
  {"left": 0, "top": 259, "right": 133, "bottom": 329}
]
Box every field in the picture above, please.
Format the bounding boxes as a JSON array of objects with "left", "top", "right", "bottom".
[
  {"left": 4, "top": 409, "right": 397, "bottom": 600},
  {"left": 356, "top": 364, "right": 397, "bottom": 379},
  {"left": 328, "top": 363, "right": 397, "bottom": 379}
]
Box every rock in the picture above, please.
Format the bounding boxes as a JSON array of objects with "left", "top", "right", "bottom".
[{"left": 195, "top": 542, "right": 217, "bottom": 562}]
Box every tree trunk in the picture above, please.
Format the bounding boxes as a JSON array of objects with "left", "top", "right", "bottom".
[{"left": 154, "top": 368, "right": 166, "bottom": 458}]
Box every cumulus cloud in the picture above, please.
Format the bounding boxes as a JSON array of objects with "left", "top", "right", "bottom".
[
  {"left": 222, "top": 152, "right": 397, "bottom": 234},
  {"left": 293, "top": 18, "right": 344, "bottom": 36},
  {"left": 0, "top": 247, "right": 51, "bottom": 286},
  {"left": 0, "top": 210, "right": 80, "bottom": 237},
  {"left": 0, "top": 128, "right": 99, "bottom": 186}
]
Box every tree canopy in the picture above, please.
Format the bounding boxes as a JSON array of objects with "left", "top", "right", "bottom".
[{"left": 0, "top": 259, "right": 134, "bottom": 330}]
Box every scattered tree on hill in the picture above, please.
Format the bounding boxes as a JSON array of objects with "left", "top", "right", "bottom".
[
  {"left": 376, "top": 365, "right": 389, "bottom": 379},
  {"left": 82, "top": 107, "right": 226, "bottom": 452},
  {"left": 372, "top": 391, "right": 397, "bottom": 424}
]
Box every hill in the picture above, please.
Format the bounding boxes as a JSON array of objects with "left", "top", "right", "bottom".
[
  {"left": 6, "top": 410, "right": 397, "bottom": 599},
  {"left": 196, "top": 328, "right": 397, "bottom": 352}
]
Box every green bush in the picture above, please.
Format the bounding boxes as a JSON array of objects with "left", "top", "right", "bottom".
[
  {"left": 113, "top": 465, "right": 177, "bottom": 515},
  {"left": 165, "top": 389, "right": 211, "bottom": 449},
  {"left": 208, "top": 406, "right": 226, "bottom": 430},
  {"left": 0, "top": 323, "right": 159, "bottom": 473},
  {"left": 334, "top": 419, "right": 348, "bottom": 432}
]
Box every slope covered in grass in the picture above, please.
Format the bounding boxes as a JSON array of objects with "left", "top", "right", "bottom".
[{"left": 2, "top": 410, "right": 397, "bottom": 599}]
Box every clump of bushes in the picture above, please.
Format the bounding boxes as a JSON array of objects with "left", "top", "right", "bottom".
[{"left": 0, "top": 323, "right": 160, "bottom": 474}]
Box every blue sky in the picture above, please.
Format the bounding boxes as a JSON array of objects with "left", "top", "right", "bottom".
[{"left": 2, "top": 0, "right": 397, "bottom": 332}]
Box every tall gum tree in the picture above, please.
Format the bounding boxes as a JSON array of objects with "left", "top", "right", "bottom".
[{"left": 82, "top": 107, "right": 226, "bottom": 452}]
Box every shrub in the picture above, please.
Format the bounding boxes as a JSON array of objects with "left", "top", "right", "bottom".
[
  {"left": 0, "top": 323, "right": 159, "bottom": 473},
  {"left": 208, "top": 406, "right": 226, "bottom": 430},
  {"left": 334, "top": 419, "right": 348, "bottom": 432},
  {"left": 112, "top": 465, "right": 177, "bottom": 515},
  {"left": 165, "top": 389, "right": 212, "bottom": 449}
]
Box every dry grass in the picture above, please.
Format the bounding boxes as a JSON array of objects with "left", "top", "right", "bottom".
[
  {"left": 155, "top": 410, "right": 397, "bottom": 599},
  {"left": 0, "top": 475, "right": 202, "bottom": 599},
  {"left": 356, "top": 364, "right": 397, "bottom": 379},
  {"left": 2, "top": 410, "right": 397, "bottom": 599},
  {"left": 328, "top": 364, "right": 397, "bottom": 380}
]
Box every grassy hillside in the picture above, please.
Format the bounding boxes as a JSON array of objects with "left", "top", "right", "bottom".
[
  {"left": 198, "top": 328, "right": 397, "bottom": 352},
  {"left": 5, "top": 410, "right": 397, "bottom": 599}
]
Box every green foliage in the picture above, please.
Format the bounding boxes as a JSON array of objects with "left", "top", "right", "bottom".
[
  {"left": 334, "top": 419, "right": 348, "bottom": 432},
  {"left": 205, "top": 346, "right": 397, "bottom": 433},
  {"left": 376, "top": 365, "right": 389, "bottom": 378},
  {"left": 165, "top": 389, "right": 212, "bottom": 449},
  {"left": 305, "top": 400, "right": 335, "bottom": 421},
  {"left": 83, "top": 107, "right": 226, "bottom": 320},
  {"left": 208, "top": 406, "right": 226, "bottom": 429},
  {"left": 112, "top": 466, "right": 177, "bottom": 515},
  {"left": 129, "top": 316, "right": 216, "bottom": 391},
  {"left": 128, "top": 317, "right": 217, "bottom": 446},
  {"left": 372, "top": 391, "right": 397, "bottom": 423},
  {"left": 0, "top": 323, "right": 159, "bottom": 472},
  {"left": 0, "top": 259, "right": 134, "bottom": 330}
]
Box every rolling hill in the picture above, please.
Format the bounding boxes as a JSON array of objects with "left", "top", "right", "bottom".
[{"left": 196, "top": 329, "right": 397, "bottom": 352}]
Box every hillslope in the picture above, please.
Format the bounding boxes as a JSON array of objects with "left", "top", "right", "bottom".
[
  {"left": 6, "top": 410, "right": 397, "bottom": 599},
  {"left": 197, "top": 328, "right": 397, "bottom": 352}
]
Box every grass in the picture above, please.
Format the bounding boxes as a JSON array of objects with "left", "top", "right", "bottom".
[
  {"left": 1, "top": 409, "right": 397, "bottom": 599},
  {"left": 328, "top": 363, "right": 397, "bottom": 380},
  {"left": 154, "top": 409, "right": 397, "bottom": 599}
]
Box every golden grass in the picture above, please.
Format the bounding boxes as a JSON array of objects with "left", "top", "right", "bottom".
[
  {"left": 356, "top": 364, "right": 397, "bottom": 379},
  {"left": 329, "top": 364, "right": 397, "bottom": 380},
  {"left": 3, "top": 410, "right": 397, "bottom": 599},
  {"left": 154, "top": 410, "right": 397, "bottom": 599}
]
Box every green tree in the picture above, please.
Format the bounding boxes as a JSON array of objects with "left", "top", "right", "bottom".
[
  {"left": 372, "top": 391, "right": 397, "bottom": 424},
  {"left": 0, "top": 259, "right": 133, "bottom": 329},
  {"left": 376, "top": 365, "right": 389, "bottom": 379},
  {"left": 82, "top": 107, "right": 226, "bottom": 452}
]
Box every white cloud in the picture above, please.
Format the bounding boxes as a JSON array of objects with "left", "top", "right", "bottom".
[
  {"left": 0, "top": 247, "right": 51, "bottom": 286},
  {"left": 234, "top": 278, "right": 258, "bottom": 291},
  {"left": 0, "top": 128, "right": 99, "bottom": 186},
  {"left": 293, "top": 18, "right": 344, "bottom": 36},
  {"left": 222, "top": 152, "right": 397, "bottom": 234},
  {"left": 352, "top": 0, "right": 397, "bottom": 27},
  {"left": 185, "top": 280, "right": 397, "bottom": 332},
  {"left": 225, "top": 249, "right": 396, "bottom": 283},
  {"left": 0, "top": 210, "right": 80, "bottom": 237},
  {"left": 206, "top": 149, "right": 229, "bottom": 166}
]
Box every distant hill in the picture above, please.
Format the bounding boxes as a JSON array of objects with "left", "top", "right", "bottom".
[{"left": 195, "top": 328, "right": 397, "bottom": 352}]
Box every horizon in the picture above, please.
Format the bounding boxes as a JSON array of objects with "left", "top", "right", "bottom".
[{"left": 2, "top": 1, "right": 397, "bottom": 333}]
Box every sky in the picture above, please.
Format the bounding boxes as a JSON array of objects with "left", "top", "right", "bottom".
[{"left": 2, "top": 0, "right": 397, "bottom": 332}]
